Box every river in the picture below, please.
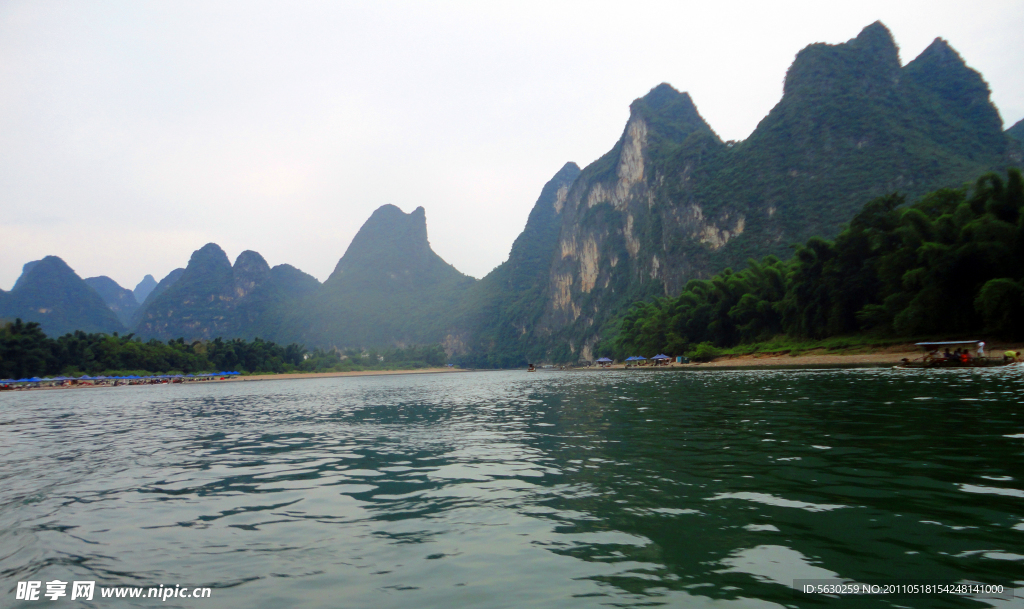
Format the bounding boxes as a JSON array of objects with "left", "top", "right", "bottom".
[{"left": 1, "top": 368, "right": 1022, "bottom": 607}]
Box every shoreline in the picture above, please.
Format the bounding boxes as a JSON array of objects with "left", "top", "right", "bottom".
[
  {"left": 223, "top": 367, "right": 471, "bottom": 382},
  {"left": 1, "top": 367, "right": 473, "bottom": 391},
  {"left": 6, "top": 343, "right": 1023, "bottom": 392},
  {"left": 587, "top": 342, "right": 1024, "bottom": 371}
]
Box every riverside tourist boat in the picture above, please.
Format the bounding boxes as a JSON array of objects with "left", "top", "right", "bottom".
[{"left": 896, "top": 341, "right": 1015, "bottom": 368}]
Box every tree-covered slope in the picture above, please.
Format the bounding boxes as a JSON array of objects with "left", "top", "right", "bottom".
[
  {"left": 139, "top": 269, "right": 184, "bottom": 309},
  {"left": 1007, "top": 118, "right": 1024, "bottom": 145},
  {"left": 700, "top": 25, "right": 1011, "bottom": 257},
  {"left": 515, "top": 22, "right": 1020, "bottom": 364},
  {"left": 290, "top": 205, "right": 476, "bottom": 348},
  {"left": 133, "top": 274, "right": 158, "bottom": 304},
  {"left": 614, "top": 168, "right": 1024, "bottom": 357},
  {"left": 84, "top": 276, "right": 140, "bottom": 327},
  {"left": 132, "top": 245, "right": 320, "bottom": 342},
  {"left": 0, "top": 257, "right": 125, "bottom": 336}
]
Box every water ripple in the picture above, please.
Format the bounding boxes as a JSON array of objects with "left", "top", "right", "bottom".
[{"left": 1, "top": 368, "right": 1022, "bottom": 607}]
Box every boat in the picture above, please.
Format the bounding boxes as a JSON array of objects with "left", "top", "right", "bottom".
[{"left": 896, "top": 341, "right": 1018, "bottom": 368}]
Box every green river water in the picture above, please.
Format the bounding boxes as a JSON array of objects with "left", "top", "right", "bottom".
[{"left": 1, "top": 367, "right": 1022, "bottom": 608}]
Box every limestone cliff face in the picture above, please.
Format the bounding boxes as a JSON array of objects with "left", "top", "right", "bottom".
[
  {"left": 526, "top": 22, "right": 1018, "bottom": 361},
  {"left": 233, "top": 250, "right": 272, "bottom": 300},
  {"left": 447, "top": 162, "right": 580, "bottom": 367},
  {"left": 539, "top": 84, "right": 726, "bottom": 345}
]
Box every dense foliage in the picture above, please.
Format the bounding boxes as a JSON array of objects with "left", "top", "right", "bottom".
[
  {"left": 301, "top": 344, "right": 448, "bottom": 372},
  {"left": 0, "top": 321, "right": 448, "bottom": 378},
  {"left": 612, "top": 169, "right": 1024, "bottom": 358}
]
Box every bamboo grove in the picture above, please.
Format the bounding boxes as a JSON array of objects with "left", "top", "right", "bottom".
[{"left": 613, "top": 169, "right": 1024, "bottom": 358}]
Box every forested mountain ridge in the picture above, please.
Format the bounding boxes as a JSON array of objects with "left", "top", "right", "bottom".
[
  {"left": 5, "top": 22, "right": 1022, "bottom": 365},
  {"left": 4, "top": 206, "right": 470, "bottom": 349},
  {"left": 614, "top": 168, "right": 1024, "bottom": 356},
  {"left": 288, "top": 204, "right": 477, "bottom": 349},
  {"left": 84, "top": 276, "right": 140, "bottom": 327},
  {"left": 133, "top": 244, "right": 320, "bottom": 342},
  {"left": 133, "top": 274, "right": 158, "bottom": 304},
  {"left": 1008, "top": 118, "right": 1024, "bottom": 144},
  {"left": 139, "top": 268, "right": 184, "bottom": 310},
  {"left": 520, "top": 22, "right": 1020, "bottom": 362},
  {"left": 0, "top": 257, "right": 125, "bottom": 337}
]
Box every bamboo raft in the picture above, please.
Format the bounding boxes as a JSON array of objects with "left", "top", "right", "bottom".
[{"left": 896, "top": 340, "right": 1019, "bottom": 368}]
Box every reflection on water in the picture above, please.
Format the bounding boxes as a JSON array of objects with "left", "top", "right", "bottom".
[{"left": 1, "top": 368, "right": 1023, "bottom": 607}]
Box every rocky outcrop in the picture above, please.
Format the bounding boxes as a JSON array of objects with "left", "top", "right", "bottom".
[
  {"left": 518, "top": 22, "right": 1019, "bottom": 361},
  {"left": 538, "top": 83, "right": 721, "bottom": 344}
]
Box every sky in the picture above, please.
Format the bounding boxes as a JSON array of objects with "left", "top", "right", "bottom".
[{"left": 1, "top": 0, "right": 1022, "bottom": 291}]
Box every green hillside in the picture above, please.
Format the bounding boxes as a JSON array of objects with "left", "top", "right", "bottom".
[
  {"left": 0, "top": 257, "right": 124, "bottom": 337},
  {"left": 84, "top": 276, "right": 140, "bottom": 327},
  {"left": 133, "top": 274, "right": 158, "bottom": 304},
  {"left": 501, "top": 22, "right": 1021, "bottom": 365},
  {"left": 1008, "top": 118, "right": 1024, "bottom": 144},
  {"left": 291, "top": 205, "right": 476, "bottom": 349},
  {"left": 614, "top": 168, "right": 1024, "bottom": 357},
  {"left": 3, "top": 22, "right": 1020, "bottom": 365},
  {"left": 133, "top": 245, "right": 320, "bottom": 342}
]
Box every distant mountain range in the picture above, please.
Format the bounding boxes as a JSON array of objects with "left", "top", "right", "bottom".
[
  {"left": 0, "top": 257, "right": 124, "bottom": 337},
  {"left": 2, "top": 22, "right": 1021, "bottom": 365},
  {"left": 83, "top": 276, "right": 139, "bottom": 327},
  {"left": 132, "top": 245, "right": 319, "bottom": 342}
]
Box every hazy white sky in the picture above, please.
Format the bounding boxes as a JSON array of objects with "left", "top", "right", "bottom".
[{"left": 2, "top": 0, "right": 1022, "bottom": 291}]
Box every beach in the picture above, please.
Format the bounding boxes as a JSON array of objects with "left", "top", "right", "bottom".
[
  {"left": 223, "top": 367, "right": 470, "bottom": 382},
  {"left": 599, "top": 342, "right": 1024, "bottom": 370},
  {"left": 0, "top": 367, "right": 470, "bottom": 391},
  {"left": 7, "top": 343, "right": 1023, "bottom": 392}
]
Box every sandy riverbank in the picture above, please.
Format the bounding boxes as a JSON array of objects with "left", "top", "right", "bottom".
[
  {"left": 223, "top": 367, "right": 470, "bottom": 382},
  {"left": 592, "top": 342, "right": 1024, "bottom": 370},
  {"left": 0, "top": 367, "right": 471, "bottom": 391},
  {"left": 7, "top": 344, "right": 1023, "bottom": 393},
  {"left": 679, "top": 348, "right": 920, "bottom": 369}
]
